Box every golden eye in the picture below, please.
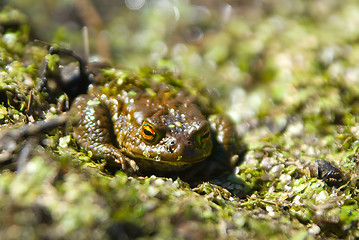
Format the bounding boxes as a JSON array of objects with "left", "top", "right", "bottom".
[
  {"left": 201, "top": 126, "right": 211, "bottom": 143},
  {"left": 141, "top": 123, "right": 157, "bottom": 142}
]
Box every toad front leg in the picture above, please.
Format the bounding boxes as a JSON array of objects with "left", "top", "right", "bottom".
[
  {"left": 203, "top": 114, "right": 244, "bottom": 175},
  {"left": 71, "top": 95, "right": 139, "bottom": 173}
]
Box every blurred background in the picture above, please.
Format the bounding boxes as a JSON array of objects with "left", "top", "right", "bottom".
[{"left": 4, "top": 0, "right": 359, "bottom": 127}]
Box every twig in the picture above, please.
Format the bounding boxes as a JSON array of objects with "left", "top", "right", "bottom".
[
  {"left": 5, "top": 113, "right": 68, "bottom": 139},
  {"left": 0, "top": 113, "right": 69, "bottom": 168}
]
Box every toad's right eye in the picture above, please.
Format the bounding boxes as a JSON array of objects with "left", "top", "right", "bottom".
[{"left": 141, "top": 123, "right": 158, "bottom": 142}]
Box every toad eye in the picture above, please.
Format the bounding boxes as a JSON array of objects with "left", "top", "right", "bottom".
[
  {"left": 141, "top": 123, "right": 158, "bottom": 142},
  {"left": 201, "top": 126, "right": 211, "bottom": 143}
]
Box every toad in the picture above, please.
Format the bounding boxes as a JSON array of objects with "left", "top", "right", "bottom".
[{"left": 71, "top": 70, "right": 242, "bottom": 178}]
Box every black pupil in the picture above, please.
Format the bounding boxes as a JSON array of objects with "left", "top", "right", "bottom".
[
  {"left": 202, "top": 129, "right": 209, "bottom": 139},
  {"left": 144, "top": 128, "right": 154, "bottom": 136}
]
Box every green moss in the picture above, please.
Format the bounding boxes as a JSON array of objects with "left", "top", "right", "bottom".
[{"left": 3, "top": 1, "right": 359, "bottom": 239}]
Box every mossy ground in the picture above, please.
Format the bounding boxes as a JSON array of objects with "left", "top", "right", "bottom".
[{"left": 1, "top": 1, "right": 359, "bottom": 239}]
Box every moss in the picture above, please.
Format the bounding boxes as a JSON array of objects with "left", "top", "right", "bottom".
[{"left": 2, "top": 1, "right": 359, "bottom": 239}]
